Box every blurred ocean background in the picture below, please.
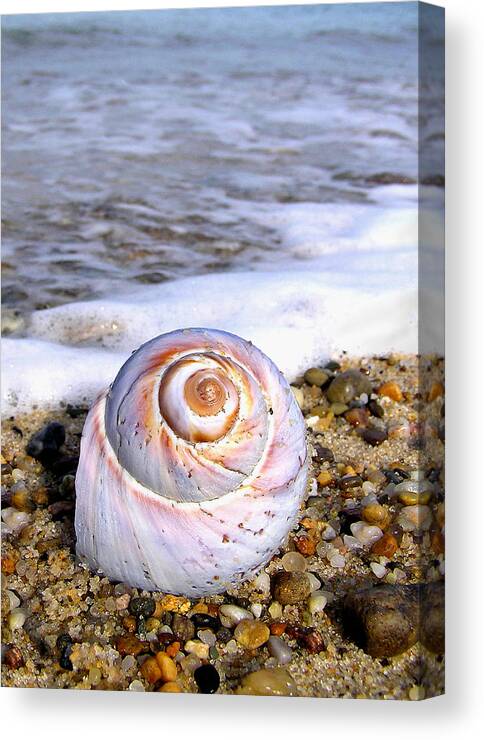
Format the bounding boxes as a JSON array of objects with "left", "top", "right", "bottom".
[{"left": 1, "top": 3, "right": 444, "bottom": 413}]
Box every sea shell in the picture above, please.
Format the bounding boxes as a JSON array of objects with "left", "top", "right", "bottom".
[{"left": 75, "top": 328, "right": 308, "bottom": 596}]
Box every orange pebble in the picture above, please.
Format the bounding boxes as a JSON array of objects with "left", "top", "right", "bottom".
[
  {"left": 155, "top": 651, "right": 178, "bottom": 682},
  {"left": 378, "top": 381, "right": 403, "bottom": 402},
  {"left": 294, "top": 535, "right": 316, "bottom": 556},
  {"left": 428, "top": 382, "right": 444, "bottom": 402},
  {"left": 140, "top": 656, "right": 162, "bottom": 683},
  {"left": 317, "top": 471, "right": 332, "bottom": 487},
  {"left": 270, "top": 622, "right": 286, "bottom": 636},
  {"left": 165, "top": 641, "right": 181, "bottom": 658},
  {"left": 159, "top": 681, "right": 181, "bottom": 693},
  {"left": 371, "top": 533, "right": 398, "bottom": 558}
]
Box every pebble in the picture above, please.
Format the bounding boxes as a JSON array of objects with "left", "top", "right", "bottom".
[
  {"left": 172, "top": 613, "right": 195, "bottom": 641},
  {"left": 306, "top": 572, "right": 321, "bottom": 592},
  {"left": 359, "top": 427, "right": 388, "bottom": 446},
  {"left": 115, "top": 635, "right": 147, "bottom": 656},
  {"left": 140, "top": 656, "right": 162, "bottom": 683},
  {"left": 128, "top": 596, "right": 155, "bottom": 619},
  {"left": 317, "top": 470, "right": 333, "bottom": 487},
  {"left": 343, "top": 584, "right": 420, "bottom": 657},
  {"left": 327, "top": 370, "right": 372, "bottom": 404},
  {"left": 272, "top": 571, "right": 311, "bottom": 605},
  {"left": 370, "top": 563, "right": 387, "bottom": 578},
  {"left": 371, "top": 533, "right": 398, "bottom": 558},
  {"left": 194, "top": 663, "right": 220, "bottom": 694},
  {"left": 1, "top": 507, "right": 31, "bottom": 534},
  {"left": 308, "top": 591, "right": 328, "bottom": 614},
  {"left": 3, "top": 645, "right": 24, "bottom": 669},
  {"left": 267, "top": 636, "right": 293, "bottom": 665},
  {"left": 197, "top": 628, "right": 217, "bottom": 646},
  {"left": 397, "top": 505, "right": 432, "bottom": 531},
  {"left": 179, "top": 654, "right": 202, "bottom": 674},
  {"left": 350, "top": 521, "right": 383, "bottom": 547},
  {"left": 329, "top": 552, "right": 346, "bottom": 568},
  {"left": 253, "top": 571, "right": 271, "bottom": 593},
  {"left": 121, "top": 655, "right": 136, "bottom": 672},
  {"left": 268, "top": 601, "right": 283, "bottom": 620},
  {"left": 88, "top": 667, "right": 102, "bottom": 686},
  {"left": 304, "top": 368, "right": 330, "bottom": 387},
  {"left": 343, "top": 534, "right": 363, "bottom": 551},
  {"left": 219, "top": 604, "right": 253, "bottom": 627},
  {"left": 234, "top": 619, "right": 270, "bottom": 649},
  {"left": 155, "top": 652, "right": 178, "bottom": 682},
  {"left": 281, "top": 551, "right": 307, "bottom": 572},
  {"left": 115, "top": 594, "right": 131, "bottom": 611},
  {"left": 184, "top": 640, "right": 210, "bottom": 659},
  {"left": 377, "top": 381, "right": 403, "bottom": 402},
  {"left": 250, "top": 603, "right": 263, "bottom": 619},
  {"left": 409, "top": 685, "right": 426, "bottom": 701},
  {"left": 190, "top": 612, "right": 221, "bottom": 631},
  {"left": 368, "top": 399, "right": 384, "bottom": 418},
  {"left": 321, "top": 524, "right": 337, "bottom": 541},
  {"left": 236, "top": 667, "right": 298, "bottom": 697},
  {"left": 225, "top": 639, "right": 238, "bottom": 654},
  {"left": 362, "top": 503, "right": 390, "bottom": 528},
  {"left": 26, "top": 422, "right": 65, "bottom": 464},
  {"left": 313, "top": 445, "right": 334, "bottom": 463},
  {"left": 6, "top": 590, "right": 21, "bottom": 610},
  {"left": 159, "top": 681, "right": 181, "bottom": 693},
  {"left": 128, "top": 680, "right": 145, "bottom": 692},
  {"left": 8, "top": 608, "right": 27, "bottom": 631},
  {"left": 345, "top": 408, "right": 370, "bottom": 427}
]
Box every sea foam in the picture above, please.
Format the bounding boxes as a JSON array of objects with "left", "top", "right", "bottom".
[{"left": 2, "top": 270, "right": 419, "bottom": 416}]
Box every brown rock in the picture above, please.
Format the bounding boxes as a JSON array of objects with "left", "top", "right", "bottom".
[
  {"left": 171, "top": 613, "right": 195, "bottom": 642},
  {"left": 345, "top": 407, "right": 370, "bottom": 427},
  {"left": 140, "top": 656, "right": 162, "bottom": 683},
  {"left": 115, "top": 634, "right": 147, "bottom": 656},
  {"left": 420, "top": 583, "right": 445, "bottom": 654},
  {"left": 327, "top": 369, "right": 372, "bottom": 404},
  {"left": 294, "top": 535, "right": 316, "bottom": 556},
  {"left": 4, "top": 645, "right": 24, "bottom": 668},
  {"left": 272, "top": 571, "right": 311, "bottom": 605},
  {"left": 371, "top": 533, "right": 398, "bottom": 558},
  {"left": 343, "top": 584, "right": 419, "bottom": 657}
]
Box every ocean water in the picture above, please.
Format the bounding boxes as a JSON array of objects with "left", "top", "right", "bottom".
[{"left": 1, "top": 4, "right": 444, "bottom": 414}]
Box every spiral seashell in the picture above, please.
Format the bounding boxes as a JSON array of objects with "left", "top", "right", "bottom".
[{"left": 75, "top": 328, "right": 308, "bottom": 596}]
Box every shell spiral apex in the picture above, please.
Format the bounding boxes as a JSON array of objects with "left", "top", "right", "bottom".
[{"left": 75, "top": 328, "right": 308, "bottom": 596}]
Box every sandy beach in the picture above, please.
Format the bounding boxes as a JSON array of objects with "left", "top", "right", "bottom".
[{"left": 1, "top": 353, "right": 444, "bottom": 698}]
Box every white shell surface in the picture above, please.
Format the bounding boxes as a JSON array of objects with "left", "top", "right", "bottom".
[{"left": 75, "top": 328, "right": 308, "bottom": 596}]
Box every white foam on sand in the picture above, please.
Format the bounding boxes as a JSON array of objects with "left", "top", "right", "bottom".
[{"left": 2, "top": 270, "right": 419, "bottom": 416}]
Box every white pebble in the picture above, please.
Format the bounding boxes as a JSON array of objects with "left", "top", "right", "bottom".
[
  {"left": 8, "top": 608, "right": 27, "bottom": 630},
  {"left": 397, "top": 505, "right": 432, "bottom": 531},
  {"left": 281, "top": 551, "right": 307, "bottom": 572},
  {"left": 268, "top": 601, "right": 283, "bottom": 619},
  {"left": 6, "top": 590, "right": 21, "bottom": 610},
  {"left": 370, "top": 562, "right": 387, "bottom": 578},
  {"left": 121, "top": 655, "right": 136, "bottom": 672},
  {"left": 321, "top": 524, "right": 337, "bottom": 541},
  {"left": 1, "top": 507, "right": 31, "bottom": 533},
  {"left": 128, "top": 680, "right": 145, "bottom": 692},
  {"left": 225, "top": 639, "right": 238, "bottom": 654},
  {"left": 350, "top": 521, "right": 383, "bottom": 546},
  {"left": 198, "top": 629, "right": 217, "bottom": 647},
  {"left": 306, "top": 572, "right": 321, "bottom": 592},
  {"left": 250, "top": 603, "right": 263, "bottom": 618},
  {"left": 219, "top": 604, "right": 253, "bottom": 627},
  {"left": 184, "top": 640, "right": 210, "bottom": 659},
  {"left": 253, "top": 571, "right": 271, "bottom": 593},
  {"left": 267, "top": 636, "right": 293, "bottom": 665},
  {"left": 308, "top": 591, "right": 328, "bottom": 614},
  {"left": 329, "top": 553, "right": 346, "bottom": 569},
  {"left": 343, "top": 534, "right": 363, "bottom": 551}
]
